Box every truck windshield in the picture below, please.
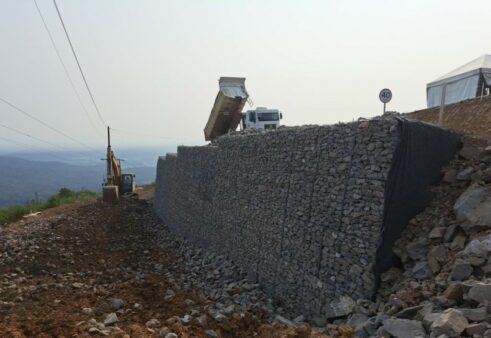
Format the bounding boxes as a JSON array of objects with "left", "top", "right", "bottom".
[{"left": 257, "top": 112, "right": 279, "bottom": 121}]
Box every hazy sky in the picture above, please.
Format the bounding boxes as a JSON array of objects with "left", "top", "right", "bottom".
[{"left": 1, "top": 0, "right": 490, "bottom": 153}]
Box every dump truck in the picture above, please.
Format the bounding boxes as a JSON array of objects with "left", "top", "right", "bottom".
[
  {"left": 102, "top": 127, "right": 135, "bottom": 202},
  {"left": 204, "top": 77, "right": 284, "bottom": 141},
  {"left": 241, "top": 107, "right": 283, "bottom": 130},
  {"left": 204, "top": 77, "right": 249, "bottom": 141}
]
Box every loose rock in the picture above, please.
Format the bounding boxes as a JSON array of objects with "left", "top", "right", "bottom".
[
  {"left": 382, "top": 318, "right": 426, "bottom": 338},
  {"left": 104, "top": 313, "right": 118, "bottom": 326},
  {"left": 431, "top": 309, "right": 468, "bottom": 337}
]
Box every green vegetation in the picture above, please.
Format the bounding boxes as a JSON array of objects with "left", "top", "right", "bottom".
[{"left": 0, "top": 188, "right": 98, "bottom": 226}]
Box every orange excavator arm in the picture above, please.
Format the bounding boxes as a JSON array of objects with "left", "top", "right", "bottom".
[
  {"left": 106, "top": 146, "right": 121, "bottom": 187},
  {"left": 103, "top": 126, "right": 122, "bottom": 202}
]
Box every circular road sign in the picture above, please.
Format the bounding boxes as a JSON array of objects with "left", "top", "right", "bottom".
[{"left": 379, "top": 88, "right": 392, "bottom": 103}]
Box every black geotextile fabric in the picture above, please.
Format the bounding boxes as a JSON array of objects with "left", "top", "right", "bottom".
[{"left": 374, "top": 118, "right": 461, "bottom": 290}]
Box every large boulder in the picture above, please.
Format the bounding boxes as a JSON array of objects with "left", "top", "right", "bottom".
[
  {"left": 382, "top": 318, "right": 426, "bottom": 338},
  {"left": 465, "top": 322, "right": 489, "bottom": 336},
  {"left": 346, "top": 313, "right": 369, "bottom": 333},
  {"left": 459, "top": 145, "right": 483, "bottom": 161},
  {"left": 412, "top": 261, "right": 432, "bottom": 280},
  {"left": 468, "top": 282, "right": 491, "bottom": 303},
  {"left": 450, "top": 260, "right": 473, "bottom": 281},
  {"left": 324, "top": 296, "right": 356, "bottom": 319},
  {"left": 407, "top": 239, "right": 430, "bottom": 260},
  {"left": 454, "top": 183, "right": 491, "bottom": 233},
  {"left": 458, "top": 307, "right": 488, "bottom": 321},
  {"left": 443, "top": 283, "right": 463, "bottom": 302},
  {"left": 431, "top": 309, "right": 468, "bottom": 337},
  {"left": 464, "top": 234, "right": 491, "bottom": 258}
]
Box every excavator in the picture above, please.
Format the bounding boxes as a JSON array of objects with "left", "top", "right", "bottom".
[{"left": 102, "top": 127, "right": 135, "bottom": 202}]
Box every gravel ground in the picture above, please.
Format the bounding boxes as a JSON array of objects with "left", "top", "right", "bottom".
[{"left": 0, "top": 194, "right": 328, "bottom": 337}]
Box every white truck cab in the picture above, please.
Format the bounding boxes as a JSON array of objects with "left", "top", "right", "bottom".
[{"left": 241, "top": 107, "right": 283, "bottom": 130}]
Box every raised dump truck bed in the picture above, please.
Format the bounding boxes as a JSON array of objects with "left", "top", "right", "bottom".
[{"left": 204, "top": 77, "right": 249, "bottom": 141}]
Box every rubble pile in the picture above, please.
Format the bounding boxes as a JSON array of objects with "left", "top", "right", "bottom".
[{"left": 322, "top": 140, "right": 491, "bottom": 337}]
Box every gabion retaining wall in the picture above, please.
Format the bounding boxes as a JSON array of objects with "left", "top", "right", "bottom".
[{"left": 154, "top": 116, "right": 457, "bottom": 319}]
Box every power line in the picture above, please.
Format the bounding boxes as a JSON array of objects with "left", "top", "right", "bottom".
[
  {"left": 0, "top": 96, "right": 97, "bottom": 151},
  {"left": 32, "top": 0, "right": 103, "bottom": 138},
  {"left": 0, "top": 122, "right": 90, "bottom": 158},
  {"left": 52, "top": 0, "right": 107, "bottom": 128}
]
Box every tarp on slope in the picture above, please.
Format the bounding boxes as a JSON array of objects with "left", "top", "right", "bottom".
[
  {"left": 374, "top": 118, "right": 461, "bottom": 289},
  {"left": 427, "top": 55, "right": 491, "bottom": 108}
]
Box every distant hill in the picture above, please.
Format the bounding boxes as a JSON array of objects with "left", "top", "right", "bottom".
[
  {"left": 0, "top": 156, "right": 156, "bottom": 208},
  {"left": 3, "top": 146, "right": 180, "bottom": 167}
]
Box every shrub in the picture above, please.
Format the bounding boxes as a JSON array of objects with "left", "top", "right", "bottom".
[{"left": 0, "top": 188, "right": 98, "bottom": 226}]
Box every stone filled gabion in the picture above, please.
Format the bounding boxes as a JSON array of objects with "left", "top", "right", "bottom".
[{"left": 154, "top": 117, "right": 401, "bottom": 319}]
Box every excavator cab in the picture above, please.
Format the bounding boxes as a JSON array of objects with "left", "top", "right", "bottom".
[{"left": 120, "top": 174, "right": 135, "bottom": 194}]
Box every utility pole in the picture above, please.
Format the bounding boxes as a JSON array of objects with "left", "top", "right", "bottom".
[
  {"left": 107, "top": 126, "right": 111, "bottom": 148},
  {"left": 106, "top": 126, "right": 112, "bottom": 185}
]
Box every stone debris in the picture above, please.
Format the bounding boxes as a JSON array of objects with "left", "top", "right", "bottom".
[
  {"left": 145, "top": 318, "right": 161, "bottom": 328},
  {"left": 109, "top": 298, "right": 124, "bottom": 310},
  {"left": 164, "top": 333, "right": 178, "bottom": 338},
  {"left": 345, "top": 139, "right": 491, "bottom": 338},
  {"left": 382, "top": 318, "right": 426, "bottom": 338},
  {"left": 0, "top": 196, "right": 330, "bottom": 337},
  {"left": 431, "top": 309, "right": 468, "bottom": 337},
  {"left": 82, "top": 307, "right": 92, "bottom": 315},
  {"left": 458, "top": 306, "right": 487, "bottom": 321},
  {"left": 450, "top": 260, "right": 473, "bottom": 281},
  {"left": 454, "top": 183, "right": 491, "bottom": 233},
  {"left": 103, "top": 312, "right": 118, "bottom": 326},
  {"left": 468, "top": 282, "right": 491, "bottom": 303},
  {"left": 164, "top": 289, "right": 176, "bottom": 301},
  {"left": 465, "top": 322, "right": 489, "bottom": 336},
  {"left": 324, "top": 296, "right": 356, "bottom": 319}
]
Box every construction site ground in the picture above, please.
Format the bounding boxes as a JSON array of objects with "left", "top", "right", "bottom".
[
  {"left": 2, "top": 101, "right": 490, "bottom": 338},
  {"left": 0, "top": 192, "right": 325, "bottom": 338}
]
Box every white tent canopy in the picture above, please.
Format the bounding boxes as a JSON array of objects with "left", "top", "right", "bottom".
[{"left": 427, "top": 54, "right": 491, "bottom": 108}]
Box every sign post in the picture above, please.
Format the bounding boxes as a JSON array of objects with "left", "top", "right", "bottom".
[
  {"left": 438, "top": 84, "right": 447, "bottom": 126},
  {"left": 379, "top": 88, "right": 392, "bottom": 114}
]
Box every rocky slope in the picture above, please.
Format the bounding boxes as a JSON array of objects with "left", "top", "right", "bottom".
[{"left": 321, "top": 139, "right": 491, "bottom": 337}]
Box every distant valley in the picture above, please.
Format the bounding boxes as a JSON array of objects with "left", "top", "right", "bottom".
[{"left": 0, "top": 154, "right": 160, "bottom": 208}]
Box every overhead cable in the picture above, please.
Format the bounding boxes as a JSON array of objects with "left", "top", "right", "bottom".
[
  {"left": 0, "top": 96, "right": 97, "bottom": 151},
  {"left": 32, "top": 0, "right": 103, "bottom": 138},
  {"left": 0, "top": 122, "right": 91, "bottom": 158},
  {"left": 52, "top": 0, "right": 107, "bottom": 128}
]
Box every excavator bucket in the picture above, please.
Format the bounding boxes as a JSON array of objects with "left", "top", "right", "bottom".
[{"left": 102, "top": 185, "right": 119, "bottom": 203}]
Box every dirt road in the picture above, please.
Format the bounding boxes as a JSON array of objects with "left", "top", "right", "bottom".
[{"left": 0, "top": 195, "right": 326, "bottom": 338}]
